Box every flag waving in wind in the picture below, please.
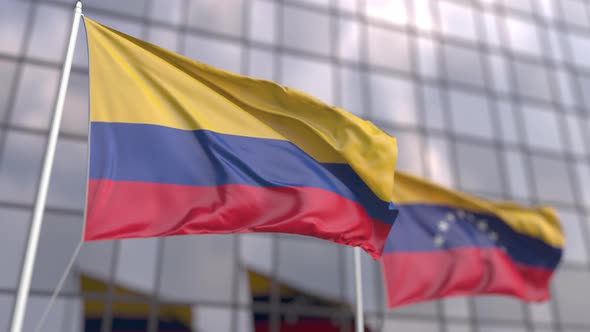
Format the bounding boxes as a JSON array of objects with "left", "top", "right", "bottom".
[
  {"left": 83, "top": 18, "right": 398, "bottom": 258},
  {"left": 381, "top": 172, "right": 564, "bottom": 307}
]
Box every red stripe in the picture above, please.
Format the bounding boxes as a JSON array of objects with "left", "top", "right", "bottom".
[
  {"left": 85, "top": 179, "right": 391, "bottom": 258},
  {"left": 380, "top": 248, "right": 554, "bottom": 308}
]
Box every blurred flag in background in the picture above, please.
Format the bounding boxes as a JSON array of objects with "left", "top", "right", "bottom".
[
  {"left": 82, "top": 275, "right": 193, "bottom": 331},
  {"left": 381, "top": 171, "right": 564, "bottom": 308},
  {"left": 249, "top": 270, "right": 370, "bottom": 332}
]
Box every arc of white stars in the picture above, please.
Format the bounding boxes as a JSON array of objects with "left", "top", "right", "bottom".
[{"left": 432, "top": 209, "right": 508, "bottom": 252}]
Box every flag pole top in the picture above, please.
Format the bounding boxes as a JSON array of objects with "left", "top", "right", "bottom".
[{"left": 75, "top": 1, "right": 82, "bottom": 11}]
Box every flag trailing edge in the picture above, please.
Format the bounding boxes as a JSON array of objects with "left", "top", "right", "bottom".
[
  {"left": 381, "top": 171, "right": 564, "bottom": 308},
  {"left": 83, "top": 18, "right": 398, "bottom": 258}
]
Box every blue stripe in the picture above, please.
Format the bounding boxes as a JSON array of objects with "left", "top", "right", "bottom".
[
  {"left": 89, "top": 122, "right": 397, "bottom": 225},
  {"left": 384, "top": 204, "right": 562, "bottom": 270}
]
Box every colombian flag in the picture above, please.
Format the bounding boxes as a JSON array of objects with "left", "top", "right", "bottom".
[
  {"left": 382, "top": 172, "right": 564, "bottom": 307},
  {"left": 83, "top": 18, "right": 398, "bottom": 258},
  {"left": 249, "top": 269, "right": 371, "bottom": 332},
  {"left": 82, "top": 275, "right": 193, "bottom": 331}
]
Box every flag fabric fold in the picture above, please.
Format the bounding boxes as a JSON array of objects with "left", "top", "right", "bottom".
[
  {"left": 382, "top": 171, "right": 564, "bottom": 308},
  {"left": 83, "top": 18, "right": 398, "bottom": 258}
]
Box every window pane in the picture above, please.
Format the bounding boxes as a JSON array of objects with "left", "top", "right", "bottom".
[
  {"left": 368, "top": 26, "right": 410, "bottom": 72},
  {"left": 26, "top": 5, "right": 70, "bottom": 62},
  {"left": 479, "top": 326, "right": 527, "bottom": 332},
  {"left": 147, "top": 27, "right": 179, "bottom": 53},
  {"left": 24, "top": 297, "right": 80, "bottom": 332},
  {"left": 159, "top": 235, "right": 236, "bottom": 302},
  {"left": 531, "top": 155, "right": 574, "bottom": 204},
  {"left": 338, "top": 17, "right": 361, "bottom": 62},
  {"left": 0, "top": 59, "right": 17, "bottom": 121},
  {"left": 391, "top": 300, "right": 439, "bottom": 318},
  {"left": 556, "top": 70, "right": 578, "bottom": 108},
  {"left": 184, "top": 35, "right": 242, "bottom": 72},
  {"left": 418, "top": 37, "right": 439, "bottom": 78},
  {"left": 339, "top": 67, "right": 365, "bottom": 117},
  {"left": 529, "top": 301, "right": 554, "bottom": 325},
  {"left": 278, "top": 236, "right": 342, "bottom": 302},
  {"left": 554, "top": 269, "right": 590, "bottom": 325},
  {"left": 425, "top": 135, "right": 454, "bottom": 187},
  {"left": 11, "top": 64, "right": 60, "bottom": 129},
  {"left": 474, "top": 297, "right": 524, "bottom": 322},
  {"left": 283, "top": 7, "right": 330, "bottom": 56},
  {"left": 250, "top": 0, "right": 276, "bottom": 44},
  {"left": 505, "top": 16, "right": 542, "bottom": 56},
  {"left": 0, "top": 208, "right": 29, "bottom": 289},
  {"left": 0, "top": 131, "right": 44, "bottom": 204},
  {"left": 248, "top": 48, "right": 274, "bottom": 80},
  {"left": 30, "top": 213, "right": 83, "bottom": 292},
  {"left": 565, "top": 113, "right": 586, "bottom": 156},
  {"left": 46, "top": 139, "right": 87, "bottom": 209},
  {"left": 438, "top": 1, "right": 478, "bottom": 42},
  {"left": 521, "top": 105, "right": 563, "bottom": 152},
  {"left": 559, "top": 210, "right": 588, "bottom": 264},
  {"left": 449, "top": 90, "right": 494, "bottom": 140},
  {"left": 504, "top": 149, "right": 531, "bottom": 200},
  {"left": 483, "top": 13, "right": 501, "bottom": 47},
  {"left": 394, "top": 129, "right": 423, "bottom": 174},
  {"left": 188, "top": 0, "right": 244, "bottom": 36},
  {"left": 497, "top": 101, "right": 519, "bottom": 144},
  {"left": 369, "top": 73, "right": 416, "bottom": 126},
  {"left": 0, "top": 1, "right": 31, "bottom": 56},
  {"left": 422, "top": 84, "right": 446, "bottom": 130},
  {"left": 414, "top": 0, "right": 434, "bottom": 31},
  {"left": 576, "top": 162, "right": 590, "bottom": 208},
  {"left": 383, "top": 319, "right": 438, "bottom": 332},
  {"left": 61, "top": 72, "right": 89, "bottom": 136},
  {"left": 281, "top": 56, "right": 333, "bottom": 104},
  {"left": 456, "top": 142, "right": 503, "bottom": 195},
  {"left": 488, "top": 54, "right": 512, "bottom": 95},
  {"left": 513, "top": 60, "right": 552, "bottom": 103},
  {"left": 114, "top": 238, "right": 159, "bottom": 294},
  {"left": 0, "top": 295, "right": 12, "bottom": 331},
  {"left": 442, "top": 299, "right": 470, "bottom": 321},
  {"left": 365, "top": 0, "right": 408, "bottom": 26},
  {"left": 568, "top": 33, "right": 590, "bottom": 69},
  {"left": 444, "top": 44, "right": 485, "bottom": 88},
  {"left": 577, "top": 75, "right": 590, "bottom": 111},
  {"left": 503, "top": 0, "right": 533, "bottom": 13},
  {"left": 560, "top": 0, "right": 590, "bottom": 29},
  {"left": 149, "top": 0, "right": 183, "bottom": 24}
]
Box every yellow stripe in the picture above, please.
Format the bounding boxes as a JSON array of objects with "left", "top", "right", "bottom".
[
  {"left": 81, "top": 275, "right": 193, "bottom": 327},
  {"left": 393, "top": 171, "right": 565, "bottom": 248},
  {"left": 84, "top": 18, "right": 397, "bottom": 202}
]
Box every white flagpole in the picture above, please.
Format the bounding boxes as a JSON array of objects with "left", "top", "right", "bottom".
[
  {"left": 354, "top": 247, "right": 364, "bottom": 332},
  {"left": 10, "top": 2, "right": 83, "bottom": 331}
]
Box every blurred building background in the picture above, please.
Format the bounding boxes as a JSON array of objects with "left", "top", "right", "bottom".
[{"left": 0, "top": 0, "right": 589, "bottom": 331}]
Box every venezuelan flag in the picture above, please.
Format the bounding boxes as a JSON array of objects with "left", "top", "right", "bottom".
[
  {"left": 83, "top": 18, "right": 398, "bottom": 258},
  {"left": 381, "top": 172, "right": 564, "bottom": 307}
]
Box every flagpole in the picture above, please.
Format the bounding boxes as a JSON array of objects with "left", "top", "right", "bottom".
[
  {"left": 10, "top": 2, "right": 83, "bottom": 331},
  {"left": 354, "top": 247, "right": 364, "bottom": 332}
]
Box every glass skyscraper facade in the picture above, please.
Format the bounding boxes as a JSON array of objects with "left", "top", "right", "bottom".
[{"left": 0, "top": 0, "right": 589, "bottom": 331}]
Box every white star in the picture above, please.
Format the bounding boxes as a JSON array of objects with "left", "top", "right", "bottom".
[
  {"left": 477, "top": 221, "right": 488, "bottom": 231},
  {"left": 488, "top": 232, "right": 498, "bottom": 242},
  {"left": 457, "top": 210, "right": 465, "bottom": 219},
  {"left": 446, "top": 213, "right": 456, "bottom": 222},
  {"left": 438, "top": 220, "right": 449, "bottom": 232},
  {"left": 434, "top": 235, "right": 445, "bottom": 247}
]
